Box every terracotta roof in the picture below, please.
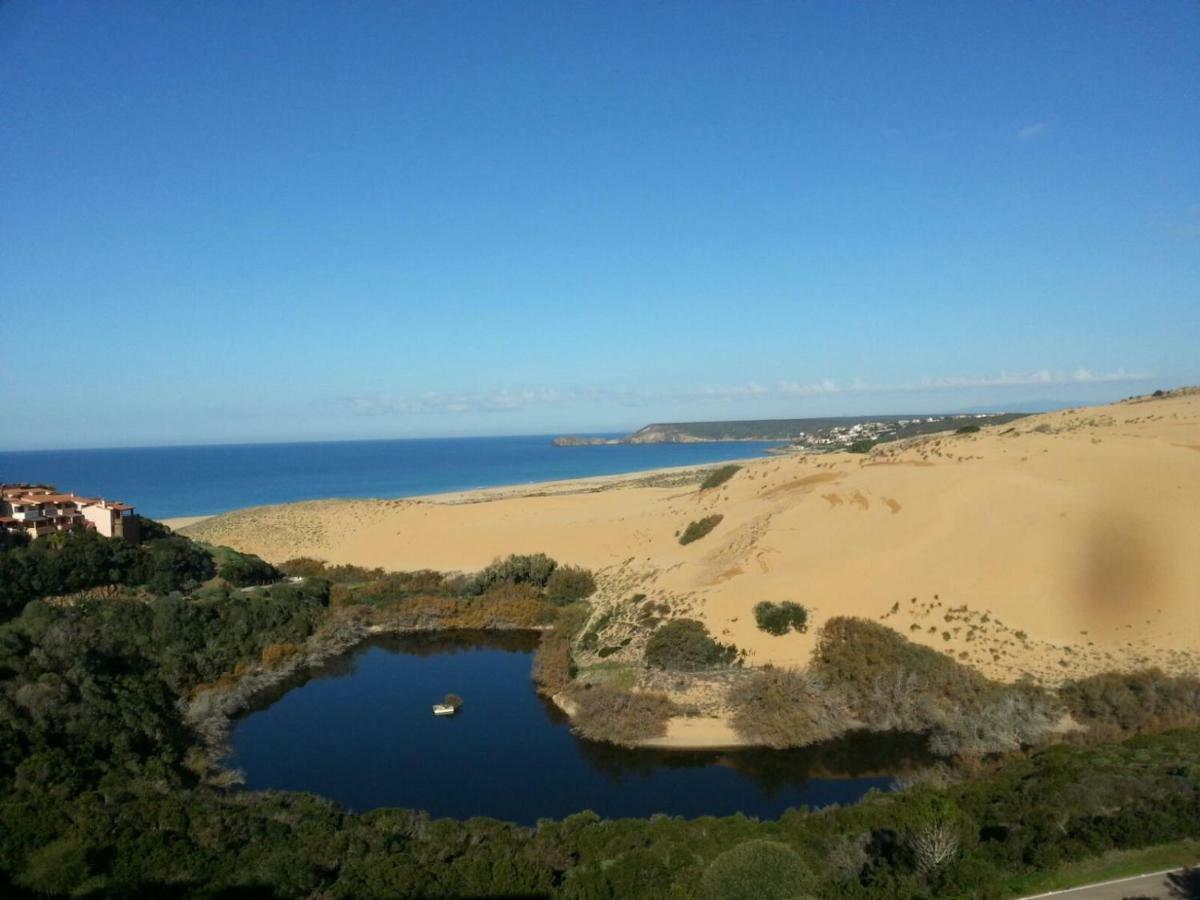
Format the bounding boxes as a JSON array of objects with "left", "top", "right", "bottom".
[{"left": 109, "top": 502, "right": 135, "bottom": 511}]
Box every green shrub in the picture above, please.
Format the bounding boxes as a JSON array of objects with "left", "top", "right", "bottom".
[
  {"left": 468, "top": 553, "right": 558, "bottom": 594},
  {"left": 701, "top": 840, "right": 814, "bottom": 900},
  {"left": 847, "top": 439, "right": 876, "bottom": 453},
  {"left": 217, "top": 549, "right": 282, "bottom": 587},
  {"left": 753, "top": 601, "right": 808, "bottom": 635},
  {"left": 955, "top": 423, "right": 981, "bottom": 434},
  {"left": 569, "top": 685, "right": 676, "bottom": 745},
  {"left": 544, "top": 565, "right": 597, "bottom": 604},
  {"left": 700, "top": 464, "right": 741, "bottom": 490},
  {"left": 644, "top": 619, "right": 736, "bottom": 670},
  {"left": 679, "top": 515, "right": 724, "bottom": 545},
  {"left": 728, "top": 668, "right": 853, "bottom": 748}
]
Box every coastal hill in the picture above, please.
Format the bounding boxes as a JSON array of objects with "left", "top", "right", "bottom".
[
  {"left": 181, "top": 389, "right": 1200, "bottom": 742},
  {"left": 553, "top": 412, "right": 1027, "bottom": 447}
]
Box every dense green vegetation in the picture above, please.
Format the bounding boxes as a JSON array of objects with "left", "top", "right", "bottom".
[
  {"left": 700, "top": 464, "right": 741, "bottom": 490},
  {"left": 211, "top": 545, "right": 283, "bottom": 587},
  {"left": 0, "top": 524, "right": 234, "bottom": 613},
  {"left": 679, "top": 514, "right": 724, "bottom": 545},
  {"left": 754, "top": 600, "right": 809, "bottom": 635},
  {"left": 644, "top": 618, "right": 738, "bottom": 670},
  {"left": 2, "top": 528, "right": 1199, "bottom": 897}
]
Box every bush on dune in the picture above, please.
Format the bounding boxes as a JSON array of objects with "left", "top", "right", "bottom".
[
  {"left": 644, "top": 618, "right": 737, "bottom": 671},
  {"left": 468, "top": 553, "right": 558, "bottom": 595},
  {"left": 700, "top": 464, "right": 741, "bottom": 490},
  {"left": 679, "top": 515, "right": 724, "bottom": 545},
  {"left": 753, "top": 600, "right": 808, "bottom": 635},
  {"left": 544, "top": 565, "right": 597, "bottom": 604}
]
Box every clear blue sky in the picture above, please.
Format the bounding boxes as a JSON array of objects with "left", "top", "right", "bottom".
[{"left": 2, "top": 1, "right": 1197, "bottom": 449}]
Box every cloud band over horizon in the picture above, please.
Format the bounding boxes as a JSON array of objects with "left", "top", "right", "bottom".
[{"left": 343, "top": 367, "right": 1151, "bottom": 417}]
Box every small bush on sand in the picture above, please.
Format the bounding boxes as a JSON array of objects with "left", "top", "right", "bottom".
[
  {"left": 570, "top": 684, "right": 677, "bottom": 745},
  {"left": 729, "top": 668, "right": 854, "bottom": 748},
  {"left": 701, "top": 840, "right": 815, "bottom": 900},
  {"left": 679, "top": 515, "right": 724, "bottom": 545},
  {"left": 544, "top": 565, "right": 597, "bottom": 604},
  {"left": 700, "top": 464, "right": 741, "bottom": 490},
  {"left": 955, "top": 424, "right": 981, "bottom": 434},
  {"left": 644, "top": 619, "right": 737, "bottom": 670},
  {"left": 753, "top": 601, "right": 808, "bottom": 635},
  {"left": 847, "top": 439, "right": 876, "bottom": 453}
]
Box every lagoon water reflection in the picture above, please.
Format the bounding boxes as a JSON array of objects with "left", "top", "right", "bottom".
[{"left": 228, "top": 632, "right": 932, "bottom": 824}]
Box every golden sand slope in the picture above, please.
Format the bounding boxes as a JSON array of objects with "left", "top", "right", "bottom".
[{"left": 182, "top": 390, "right": 1200, "bottom": 687}]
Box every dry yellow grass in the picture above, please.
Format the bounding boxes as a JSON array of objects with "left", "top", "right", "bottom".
[{"left": 182, "top": 390, "right": 1200, "bottom": 699}]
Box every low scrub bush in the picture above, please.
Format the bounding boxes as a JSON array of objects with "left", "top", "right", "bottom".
[
  {"left": 532, "top": 604, "right": 589, "bottom": 695},
  {"left": 700, "top": 464, "right": 740, "bottom": 490},
  {"left": 813, "top": 617, "right": 1061, "bottom": 755},
  {"left": 728, "top": 668, "right": 854, "bottom": 748},
  {"left": 261, "top": 642, "right": 304, "bottom": 668},
  {"left": 544, "top": 565, "right": 597, "bottom": 604},
  {"left": 1060, "top": 669, "right": 1200, "bottom": 732},
  {"left": 847, "top": 439, "right": 876, "bottom": 453},
  {"left": 701, "top": 840, "right": 815, "bottom": 900},
  {"left": 955, "top": 424, "right": 981, "bottom": 434},
  {"left": 217, "top": 549, "right": 281, "bottom": 587},
  {"left": 278, "top": 557, "right": 385, "bottom": 583},
  {"left": 644, "top": 618, "right": 737, "bottom": 670},
  {"left": 753, "top": 601, "right": 808, "bottom": 635},
  {"left": 679, "top": 515, "right": 723, "bottom": 545},
  {"left": 569, "top": 685, "right": 677, "bottom": 745},
  {"left": 468, "top": 553, "right": 558, "bottom": 595}
]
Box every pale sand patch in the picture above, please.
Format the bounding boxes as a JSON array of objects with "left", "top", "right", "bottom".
[
  {"left": 181, "top": 391, "right": 1200, "bottom": 698},
  {"left": 640, "top": 716, "right": 744, "bottom": 750},
  {"left": 163, "top": 515, "right": 212, "bottom": 530}
]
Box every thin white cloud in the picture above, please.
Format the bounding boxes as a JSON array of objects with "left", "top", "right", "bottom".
[
  {"left": 343, "top": 368, "right": 1149, "bottom": 416},
  {"left": 1018, "top": 122, "right": 1050, "bottom": 142}
]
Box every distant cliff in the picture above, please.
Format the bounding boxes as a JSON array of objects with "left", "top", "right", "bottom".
[{"left": 553, "top": 413, "right": 1028, "bottom": 448}]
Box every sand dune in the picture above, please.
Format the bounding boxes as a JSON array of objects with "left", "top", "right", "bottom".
[{"left": 182, "top": 390, "right": 1200, "bottom": 687}]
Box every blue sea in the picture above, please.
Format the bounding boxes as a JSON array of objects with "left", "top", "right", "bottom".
[{"left": 0, "top": 436, "right": 781, "bottom": 520}]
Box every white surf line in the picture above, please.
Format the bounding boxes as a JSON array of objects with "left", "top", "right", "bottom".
[{"left": 1018, "top": 864, "right": 1195, "bottom": 899}]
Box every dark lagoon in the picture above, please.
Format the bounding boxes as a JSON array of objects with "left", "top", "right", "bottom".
[{"left": 227, "top": 632, "right": 933, "bottom": 824}]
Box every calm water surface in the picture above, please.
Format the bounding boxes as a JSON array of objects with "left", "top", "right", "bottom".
[
  {"left": 227, "top": 632, "right": 932, "bottom": 823},
  {"left": 0, "top": 436, "right": 782, "bottom": 519}
]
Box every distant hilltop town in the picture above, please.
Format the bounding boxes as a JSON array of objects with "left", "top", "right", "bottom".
[
  {"left": 553, "top": 412, "right": 1029, "bottom": 451},
  {"left": 0, "top": 483, "right": 139, "bottom": 542}
]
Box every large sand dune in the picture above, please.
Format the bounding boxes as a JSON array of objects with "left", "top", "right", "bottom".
[{"left": 180, "top": 390, "right": 1200, "bottom": 688}]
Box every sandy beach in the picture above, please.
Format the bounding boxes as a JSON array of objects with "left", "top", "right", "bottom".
[{"left": 181, "top": 390, "right": 1200, "bottom": 714}]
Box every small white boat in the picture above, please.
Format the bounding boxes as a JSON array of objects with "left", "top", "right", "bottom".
[{"left": 432, "top": 704, "right": 456, "bottom": 716}]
